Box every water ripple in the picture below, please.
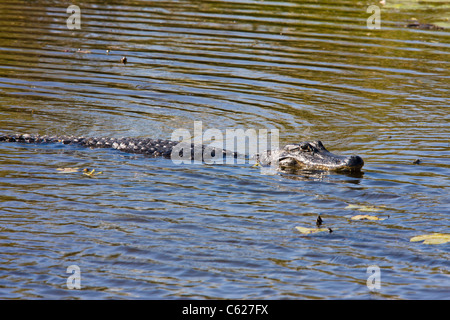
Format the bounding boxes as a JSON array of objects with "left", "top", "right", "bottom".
[{"left": 0, "top": 0, "right": 448, "bottom": 299}]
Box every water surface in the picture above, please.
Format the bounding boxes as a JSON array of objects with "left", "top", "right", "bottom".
[{"left": 0, "top": 0, "right": 449, "bottom": 299}]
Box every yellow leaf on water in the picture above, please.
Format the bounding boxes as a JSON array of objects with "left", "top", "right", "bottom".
[
  {"left": 295, "top": 226, "right": 330, "bottom": 235},
  {"left": 82, "top": 168, "right": 103, "bottom": 177},
  {"left": 410, "top": 233, "right": 450, "bottom": 245},
  {"left": 56, "top": 167, "right": 79, "bottom": 173},
  {"left": 423, "top": 238, "right": 449, "bottom": 245},
  {"left": 345, "top": 204, "right": 383, "bottom": 212},
  {"left": 351, "top": 215, "right": 387, "bottom": 221}
]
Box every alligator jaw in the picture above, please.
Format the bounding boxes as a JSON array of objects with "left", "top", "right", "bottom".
[{"left": 279, "top": 155, "right": 364, "bottom": 172}]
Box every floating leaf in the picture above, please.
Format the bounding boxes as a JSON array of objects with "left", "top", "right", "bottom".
[
  {"left": 295, "top": 226, "right": 331, "bottom": 235},
  {"left": 410, "top": 233, "right": 450, "bottom": 245},
  {"left": 345, "top": 204, "right": 384, "bottom": 212},
  {"left": 351, "top": 215, "right": 387, "bottom": 221},
  {"left": 82, "top": 168, "right": 103, "bottom": 177},
  {"left": 56, "top": 167, "right": 79, "bottom": 173}
]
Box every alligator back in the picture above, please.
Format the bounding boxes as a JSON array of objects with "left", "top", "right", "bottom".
[{"left": 0, "top": 133, "right": 237, "bottom": 160}]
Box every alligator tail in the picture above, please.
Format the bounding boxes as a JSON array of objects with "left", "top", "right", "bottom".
[
  {"left": 0, "top": 133, "right": 178, "bottom": 157},
  {"left": 0, "top": 133, "right": 80, "bottom": 144}
]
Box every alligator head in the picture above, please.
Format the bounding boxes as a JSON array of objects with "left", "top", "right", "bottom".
[{"left": 257, "top": 140, "right": 364, "bottom": 172}]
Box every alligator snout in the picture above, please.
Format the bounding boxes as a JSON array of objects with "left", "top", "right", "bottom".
[{"left": 343, "top": 155, "right": 364, "bottom": 171}]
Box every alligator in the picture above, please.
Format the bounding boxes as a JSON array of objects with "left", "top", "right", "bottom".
[{"left": 0, "top": 134, "right": 364, "bottom": 172}]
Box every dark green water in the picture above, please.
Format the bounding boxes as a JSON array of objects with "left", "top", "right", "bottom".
[{"left": 0, "top": 0, "right": 448, "bottom": 299}]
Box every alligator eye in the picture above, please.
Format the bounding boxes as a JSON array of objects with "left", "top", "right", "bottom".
[{"left": 300, "top": 143, "right": 312, "bottom": 152}]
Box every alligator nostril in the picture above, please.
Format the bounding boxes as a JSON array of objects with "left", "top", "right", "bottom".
[{"left": 348, "top": 155, "right": 364, "bottom": 167}]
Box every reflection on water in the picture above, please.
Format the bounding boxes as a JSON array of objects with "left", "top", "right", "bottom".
[{"left": 0, "top": 0, "right": 448, "bottom": 299}]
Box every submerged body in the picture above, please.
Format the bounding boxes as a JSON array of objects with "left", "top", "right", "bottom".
[{"left": 0, "top": 134, "right": 364, "bottom": 172}]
